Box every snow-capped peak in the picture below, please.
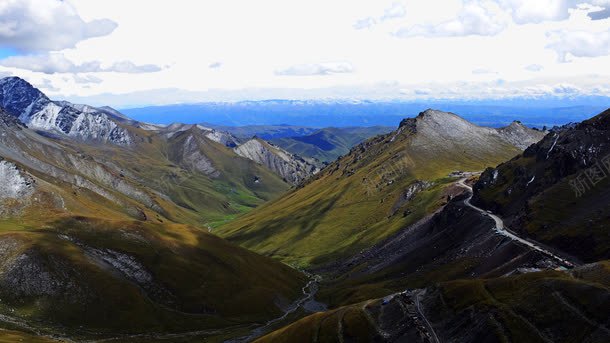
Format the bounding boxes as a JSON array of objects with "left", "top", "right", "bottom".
[{"left": 0, "top": 77, "right": 132, "bottom": 145}]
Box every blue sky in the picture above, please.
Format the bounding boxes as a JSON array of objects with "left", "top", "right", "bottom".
[
  {"left": 0, "top": 0, "right": 609, "bottom": 107},
  {"left": 0, "top": 48, "right": 17, "bottom": 60}
]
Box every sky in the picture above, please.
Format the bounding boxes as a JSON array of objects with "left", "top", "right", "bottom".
[{"left": 0, "top": 0, "right": 609, "bottom": 107}]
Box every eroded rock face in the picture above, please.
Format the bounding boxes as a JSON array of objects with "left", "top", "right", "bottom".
[
  {"left": 0, "top": 160, "right": 34, "bottom": 200},
  {"left": 180, "top": 134, "right": 221, "bottom": 177},
  {"left": 159, "top": 123, "right": 240, "bottom": 148},
  {"left": 234, "top": 138, "right": 319, "bottom": 185},
  {"left": 0, "top": 251, "right": 76, "bottom": 298}
]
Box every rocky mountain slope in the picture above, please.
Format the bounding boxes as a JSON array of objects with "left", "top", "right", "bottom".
[
  {"left": 313, "top": 179, "right": 572, "bottom": 309},
  {"left": 0, "top": 83, "right": 311, "bottom": 341},
  {"left": 473, "top": 108, "right": 610, "bottom": 263},
  {"left": 0, "top": 76, "right": 320, "bottom": 191},
  {"left": 217, "top": 110, "right": 544, "bottom": 268},
  {"left": 234, "top": 138, "right": 320, "bottom": 185},
  {"left": 139, "top": 122, "right": 321, "bottom": 185},
  {"left": 0, "top": 78, "right": 296, "bottom": 224},
  {"left": 247, "top": 109, "right": 610, "bottom": 343},
  {"left": 257, "top": 262, "right": 610, "bottom": 343},
  {"left": 152, "top": 122, "right": 241, "bottom": 147},
  {"left": 0, "top": 77, "right": 133, "bottom": 145}
]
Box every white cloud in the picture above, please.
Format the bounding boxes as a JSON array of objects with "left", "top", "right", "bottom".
[
  {"left": 276, "top": 61, "right": 354, "bottom": 76},
  {"left": 0, "top": 0, "right": 605, "bottom": 103},
  {"left": 106, "top": 61, "right": 163, "bottom": 73},
  {"left": 525, "top": 64, "right": 544, "bottom": 71},
  {"left": 501, "top": 0, "right": 610, "bottom": 23},
  {"left": 547, "top": 28, "right": 610, "bottom": 62},
  {"left": 73, "top": 74, "right": 103, "bottom": 84},
  {"left": 0, "top": 53, "right": 163, "bottom": 74},
  {"left": 353, "top": 2, "right": 405, "bottom": 30},
  {"left": 392, "top": 1, "right": 610, "bottom": 39},
  {"left": 381, "top": 2, "right": 407, "bottom": 21},
  {"left": 500, "top": 0, "right": 572, "bottom": 24},
  {"left": 208, "top": 61, "right": 222, "bottom": 69},
  {"left": 353, "top": 17, "right": 377, "bottom": 30},
  {"left": 0, "top": 0, "right": 117, "bottom": 53},
  {"left": 395, "top": 1, "right": 509, "bottom": 38},
  {"left": 472, "top": 68, "right": 497, "bottom": 74},
  {"left": 36, "top": 78, "right": 59, "bottom": 92}
]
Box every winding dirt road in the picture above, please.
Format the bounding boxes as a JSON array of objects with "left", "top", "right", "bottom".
[
  {"left": 456, "top": 178, "right": 575, "bottom": 268},
  {"left": 413, "top": 290, "right": 441, "bottom": 343}
]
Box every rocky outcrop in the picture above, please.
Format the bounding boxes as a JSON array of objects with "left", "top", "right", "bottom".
[
  {"left": 0, "top": 160, "right": 34, "bottom": 200},
  {"left": 158, "top": 123, "right": 240, "bottom": 147},
  {"left": 179, "top": 134, "right": 220, "bottom": 177},
  {"left": 234, "top": 138, "right": 319, "bottom": 185},
  {"left": 496, "top": 120, "right": 546, "bottom": 150}
]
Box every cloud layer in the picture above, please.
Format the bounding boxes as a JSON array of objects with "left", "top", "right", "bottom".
[
  {"left": 0, "top": 53, "right": 163, "bottom": 74},
  {"left": 393, "top": 0, "right": 610, "bottom": 38},
  {"left": 276, "top": 61, "right": 354, "bottom": 76},
  {"left": 0, "top": 0, "right": 117, "bottom": 53}
]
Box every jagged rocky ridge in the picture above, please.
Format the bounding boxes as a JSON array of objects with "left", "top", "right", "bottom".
[
  {"left": 0, "top": 76, "right": 318, "bottom": 188},
  {"left": 0, "top": 77, "right": 132, "bottom": 145},
  {"left": 148, "top": 122, "right": 241, "bottom": 148},
  {"left": 473, "top": 108, "right": 610, "bottom": 262},
  {"left": 397, "top": 110, "right": 546, "bottom": 152},
  {"left": 234, "top": 138, "right": 320, "bottom": 185}
]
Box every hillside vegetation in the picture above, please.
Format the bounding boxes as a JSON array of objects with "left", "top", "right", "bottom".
[{"left": 217, "top": 110, "right": 545, "bottom": 268}]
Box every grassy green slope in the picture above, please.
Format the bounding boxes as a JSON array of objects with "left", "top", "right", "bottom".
[
  {"left": 0, "top": 217, "right": 306, "bottom": 339},
  {"left": 0, "top": 329, "right": 59, "bottom": 343},
  {"left": 69, "top": 125, "right": 290, "bottom": 227},
  {"left": 256, "top": 262, "right": 610, "bottom": 343},
  {"left": 0, "top": 113, "right": 305, "bottom": 340},
  {"left": 217, "top": 111, "right": 525, "bottom": 268}
]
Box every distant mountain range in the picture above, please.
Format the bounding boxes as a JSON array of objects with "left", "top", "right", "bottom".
[
  {"left": 121, "top": 99, "right": 609, "bottom": 128},
  {"left": 271, "top": 126, "right": 393, "bottom": 163}
]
